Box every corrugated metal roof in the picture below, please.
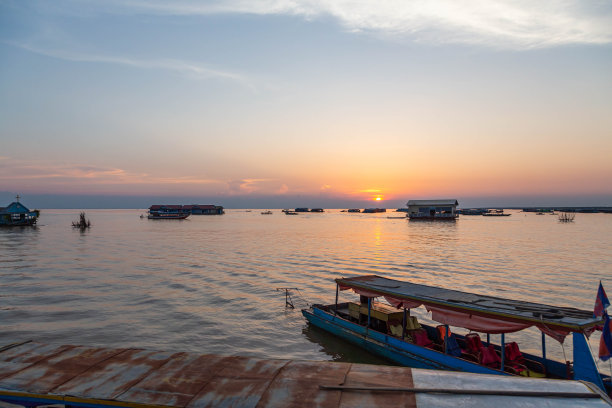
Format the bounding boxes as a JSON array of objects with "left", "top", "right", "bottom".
[
  {"left": 336, "top": 275, "right": 601, "bottom": 332},
  {"left": 407, "top": 200, "right": 458, "bottom": 206},
  {"left": 0, "top": 341, "right": 609, "bottom": 407}
]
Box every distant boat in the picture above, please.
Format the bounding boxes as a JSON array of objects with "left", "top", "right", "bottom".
[
  {"left": 458, "top": 208, "right": 488, "bottom": 215},
  {"left": 282, "top": 209, "right": 298, "bottom": 215},
  {"left": 294, "top": 208, "right": 309, "bottom": 212},
  {"left": 148, "top": 205, "right": 190, "bottom": 220},
  {"left": 310, "top": 208, "right": 324, "bottom": 213},
  {"left": 347, "top": 209, "right": 361, "bottom": 213},
  {"left": 482, "top": 210, "right": 511, "bottom": 217},
  {"left": 363, "top": 208, "right": 386, "bottom": 213},
  {"left": 261, "top": 210, "right": 273, "bottom": 215}
]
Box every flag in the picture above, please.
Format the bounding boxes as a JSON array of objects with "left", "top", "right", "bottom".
[
  {"left": 593, "top": 281, "right": 610, "bottom": 318},
  {"left": 599, "top": 312, "right": 612, "bottom": 361}
]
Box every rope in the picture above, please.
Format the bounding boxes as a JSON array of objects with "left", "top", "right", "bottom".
[{"left": 586, "top": 333, "right": 600, "bottom": 372}]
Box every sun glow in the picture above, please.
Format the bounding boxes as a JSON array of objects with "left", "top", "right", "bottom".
[{"left": 374, "top": 196, "right": 383, "bottom": 201}]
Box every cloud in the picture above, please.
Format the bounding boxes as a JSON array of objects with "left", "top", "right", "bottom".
[
  {"left": 227, "top": 178, "right": 274, "bottom": 194},
  {"left": 0, "top": 158, "right": 223, "bottom": 189},
  {"left": 73, "top": 0, "right": 612, "bottom": 49},
  {"left": 7, "top": 41, "right": 255, "bottom": 89}
]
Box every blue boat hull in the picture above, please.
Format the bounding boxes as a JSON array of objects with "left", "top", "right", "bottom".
[{"left": 303, "top": 307, "right": 503, "bottom": 375}]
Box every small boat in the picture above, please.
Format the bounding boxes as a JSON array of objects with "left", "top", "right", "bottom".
[
  {"left": 347, "top": 209, "right": 361, "bottom": 213},
  {"left": 261, "top": 210, "right": 273, "bottom": 215},
  {"left": 458, "top": 208, "right": 488, "bottom": 215},
  {"left": 363, "top": 208, "right": 386, "bottom": 213},
  {"left": 482, "top": 209, "right": 511, "bottom": 217},
  {"left": 302, "top": 275, "right": 611, "bottom": 395},
  {"left": 147, "top": 205, "right": 190, "bottom": 219},
  {"left": 282, "top": 209, "right": 298, "bottom": 215},
  {"left": 147, "top": 213, "right": 190, "bottom": 220}
]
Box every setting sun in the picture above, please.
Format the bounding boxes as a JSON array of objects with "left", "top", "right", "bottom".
[{"left": 375, "top": 196, "right": 382, "bottom": 201}]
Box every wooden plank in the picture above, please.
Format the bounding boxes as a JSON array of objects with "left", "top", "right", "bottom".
[
  {"left": 0, "top": 345, "right": 128, "bottom": 394},
  {"left": 254, "top": 360, "right": 350, "bottom": 408},
  {"left": 339, "top": 364, "right": 416, "bottom": 408},
  {"left": 187, "top": 357, "right": 287, "bottom": 408},
  {"left": 0, "top": 343, "right": 75, "bottom": 383},
  {"left": 118, "top": 353, "right": 233, "bottom": 407},
  {"left": 52, "top": 349, "right": 177, "bottom": 400}
]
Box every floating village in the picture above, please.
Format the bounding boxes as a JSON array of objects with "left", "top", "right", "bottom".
[{"left": 2, "top": 195, "right": 612, "bottom": 407}]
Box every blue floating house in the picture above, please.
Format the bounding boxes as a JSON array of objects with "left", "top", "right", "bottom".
[{"left": 0, "top": 197, "right": 39, "bottom": 226}]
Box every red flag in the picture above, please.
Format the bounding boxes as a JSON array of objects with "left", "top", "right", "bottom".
[{"left": 593, "top": 281, "right": 610, "bottom": 318}]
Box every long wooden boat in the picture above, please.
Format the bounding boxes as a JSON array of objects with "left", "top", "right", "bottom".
[
  {"left": 147, "top": 213, "right": 190, "bottom": 220},
  {"left": 302, "top": 275, "right": 611, "bottom": 395}
]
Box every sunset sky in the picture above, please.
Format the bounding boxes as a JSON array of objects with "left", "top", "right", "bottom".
[{"left": 1, "top": 1, "right": 611, "bottom": 208}]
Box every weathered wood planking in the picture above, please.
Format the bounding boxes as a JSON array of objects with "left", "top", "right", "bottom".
[{"left": 0, "top": 341, "right": 609, "bottom": 408}]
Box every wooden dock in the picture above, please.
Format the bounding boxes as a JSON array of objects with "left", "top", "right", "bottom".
[{"left": 0, "top": 341, "right": 610, "bottom": 407}]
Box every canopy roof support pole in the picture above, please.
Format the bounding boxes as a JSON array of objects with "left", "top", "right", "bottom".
[
  {"left": 487, "top": 333, "right": 490, "bottom": 347},
  {"left": 402, "top": 308, "right": 407, "bottom": 341},
  {"left": 501, "top": 333, "right": 505, "bottom": 372},
  {"left": 367, "top": 298, "right": 372, "bottom": 329},
  {"left": 541, "top": 331, "right": 547, "bottom": 371},
  {"left": 444, "top": 325, "right": 449, "bottom": 354},
  {"left": 334, "top": 284, "right": 339, "bottom": 316}
]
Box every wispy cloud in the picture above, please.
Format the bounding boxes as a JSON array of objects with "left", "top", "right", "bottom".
[
  {"left": 72, "top": 0, "right": 612, "bottom": 49},
  {"left": 227, "top": 178, "right": 277, "bottom": 194},
  {"left": 6, "top": 40, "right": 255, "bottom": 89},
  {"left": 0, "top": 158, "right": 223, "bottom": 187}
]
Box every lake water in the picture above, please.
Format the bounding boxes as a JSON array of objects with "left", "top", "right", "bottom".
[{"left": 1, "top": 209, "right": 611, "bottom": 375}]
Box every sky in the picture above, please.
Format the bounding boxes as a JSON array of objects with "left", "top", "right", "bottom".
[{"left": 1, "top": 0, "right": 612, "bottom": 208}]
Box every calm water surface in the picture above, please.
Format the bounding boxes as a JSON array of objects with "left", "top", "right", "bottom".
[{"left": 1, "top": 209, "right": 610, "bottom": 374}]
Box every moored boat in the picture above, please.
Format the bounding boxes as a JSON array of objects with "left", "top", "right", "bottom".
[
  {"left": 147, "top": 205, "right": 190, "bottom": 219},
  {"left": 302, "top": 275, "right": 611, "bottom": 395},
  {"left": 482, "top": 209, "right": 511, "bottom": 216}
]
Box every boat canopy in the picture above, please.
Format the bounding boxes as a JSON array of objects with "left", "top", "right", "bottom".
[{"left": 336, "top": 275, "right": 602, "bottom": 342}]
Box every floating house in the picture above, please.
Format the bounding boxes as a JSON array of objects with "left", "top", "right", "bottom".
[
  {"left": 407, "top": 199, "right": 458, "bottom": 220},
  {"left": 182, "top": 204, "right": 224, "bottom": 215},
  {"left": 294, "top": 208, "right": 310, "bottom": 212},
  {"left": 0, "top": 198, "right": 39, "bottom": 226}
]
